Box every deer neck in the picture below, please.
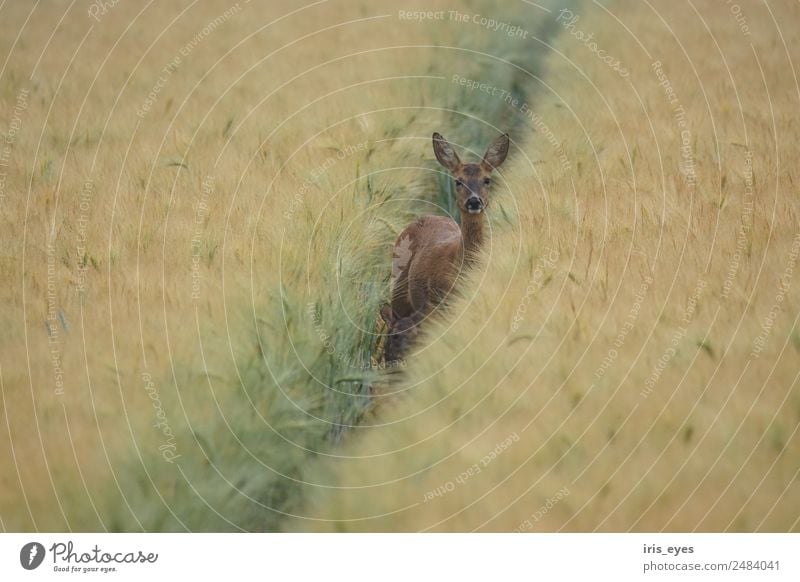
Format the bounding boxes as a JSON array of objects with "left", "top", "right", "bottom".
[{"left": 459, "top": 211, "right": 484, "bottom": 264}]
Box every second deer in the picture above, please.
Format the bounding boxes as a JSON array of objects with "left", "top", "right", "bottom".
[{"left": 381, "top": 131, "right": 510, "bottom": 363}]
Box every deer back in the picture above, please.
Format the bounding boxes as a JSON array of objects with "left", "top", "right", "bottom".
[{"left": 391, "top": 215, "right": 461, "bottom": 317}]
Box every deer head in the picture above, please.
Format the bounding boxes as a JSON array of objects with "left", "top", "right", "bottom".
[
  {"left": 380, "top": 303, "right": 427, "bottom": 364},
  {"left": 432, "top": 132, "right": 510, "bottom": 215}
]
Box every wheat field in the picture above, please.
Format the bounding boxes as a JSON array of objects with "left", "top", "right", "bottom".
[{"left": 0, "top": 0, "right": 798, "bottom": 533}]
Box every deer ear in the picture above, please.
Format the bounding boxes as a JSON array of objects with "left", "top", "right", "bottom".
[
  {"left": 380, "top": 303, "right": 395, "bottom": 325},
  {"left": 432, "top": 132, "right": 461, "bottom": 171},
  {"left": 482, "top": 133, "right": 510, "bottom": 170}
]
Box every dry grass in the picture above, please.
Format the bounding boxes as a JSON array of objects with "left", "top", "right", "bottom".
[
  {"left": 286, "top": 0, "right": 800, "bottom": 531},
  {"left": 0, "top": 0, "right": 560, "bottom": 530}
]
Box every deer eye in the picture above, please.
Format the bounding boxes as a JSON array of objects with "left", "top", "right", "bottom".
[
  {"left": 483, "top": 178, "right": 491, "bottom": 185},
  {"left": 455, "top": 180, "right": 465, "bottom": 189}
]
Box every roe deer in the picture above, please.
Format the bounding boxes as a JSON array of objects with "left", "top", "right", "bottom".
[
  {"left": 379, "top": 303, "right": 428, "bottom": 365},
  {"left": 381, "top": 132, "right": 510, "bottom": 362}
]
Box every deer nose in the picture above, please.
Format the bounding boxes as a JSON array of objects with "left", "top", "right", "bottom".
[{"left": 465, "top": 196, "right": 483, "bottom": 213}]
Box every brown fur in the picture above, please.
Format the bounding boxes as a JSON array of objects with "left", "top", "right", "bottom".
[
  {"left": 390, "top": 132, "right": 510, "bottom": 318},
  {"left": 380, "top": 303, "right": 427, "bottom": 365}
]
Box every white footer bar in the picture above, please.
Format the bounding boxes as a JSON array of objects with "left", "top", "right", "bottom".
[{"left": 1, "top": 533, "right": 797, "bottom": 581}]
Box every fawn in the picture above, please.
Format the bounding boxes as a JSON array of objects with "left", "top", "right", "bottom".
[{"left": 381, "top": 131, "right": 510, "bottom": 363}]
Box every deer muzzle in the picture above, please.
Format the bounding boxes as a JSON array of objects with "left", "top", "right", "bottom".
[{"left": 465, "top": 196, "right": 484, "bottom": 214}]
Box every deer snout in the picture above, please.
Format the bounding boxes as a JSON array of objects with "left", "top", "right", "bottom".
[{"left": 465, "top": 195, "right": 484, "bottom": 214}]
